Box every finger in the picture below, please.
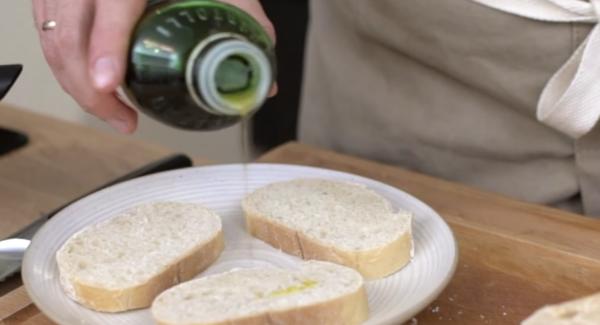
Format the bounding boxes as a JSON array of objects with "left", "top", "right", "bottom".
[
  {"left": 34, "top": 0, "right": 93, "bottom": 102},
  {"left": 32, "top": 0, "right": 63, "bottom": 71},
  {"left": 31, "top": 0, "right": 45, "bottom": 25},
  {"left": 220, "top": 0, "right": 276, "bottom": 42},
  {"left": 269, "top": 84, "right": 278, "bottom": 97},
  {"left": 58, "top": 65, "right": 137, "bottom": 133},
  {"left": 52, "top": 0, "right": 137, "bottom": 133},
  {"left": 59, "top": 62, "right": 138, "bottom": 133},
  {"left": 88, "top": 0, "right": 146, "bottom": 92},
  {"left": 79, "top": 91, "right": 138, "bottom": 134}
]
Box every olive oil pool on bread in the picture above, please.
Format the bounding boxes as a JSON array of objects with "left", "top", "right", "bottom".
[{"left": 118, "top": 0, "right": 276, "bottom": 130}]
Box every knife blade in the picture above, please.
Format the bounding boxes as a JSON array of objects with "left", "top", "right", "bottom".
[{"left": 0, "top": 153, "right": 193, "bottom": 280}]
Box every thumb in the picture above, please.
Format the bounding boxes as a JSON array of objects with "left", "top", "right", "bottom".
[{"left": 88, "top": 0, "right": 147, "bottom": 93}]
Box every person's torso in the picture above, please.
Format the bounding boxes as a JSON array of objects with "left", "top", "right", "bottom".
[{"left": 299, "top": 0, "right": 600, "bottom": 216}]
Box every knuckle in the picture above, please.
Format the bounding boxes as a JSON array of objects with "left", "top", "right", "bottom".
[
  {"left": 78, "top": 95, "right": 100, "bottom": 113},
  {"left": 81, "top": 104, "right": 100, "bottom": 117},
  {"left": 71, "top": 91, "right": 104, "bottom": 118}
]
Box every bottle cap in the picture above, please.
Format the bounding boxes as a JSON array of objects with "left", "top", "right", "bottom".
[{"left": 192, "top": 38, "right": 272, "bottom": 116}]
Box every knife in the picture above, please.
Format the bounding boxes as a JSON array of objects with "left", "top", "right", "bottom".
[{"left": 0, "top": 153, "right": 193, "bottom": 280}]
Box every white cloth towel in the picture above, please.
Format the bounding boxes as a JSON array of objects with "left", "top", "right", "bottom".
[{"left": 473, "top": 0, "right": 600, "bottom": 138}]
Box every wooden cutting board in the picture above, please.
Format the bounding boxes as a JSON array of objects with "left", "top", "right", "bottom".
[
  {"left": 1, "top": 103, "right": 599, "bottom": 324},
  {"left": 257, "top": 143, "right": 600, "bottom": 324},
  {"left": 0, "top": 105, "right": 174, "bottom": 241}
]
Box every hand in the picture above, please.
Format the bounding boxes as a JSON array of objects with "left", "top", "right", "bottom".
[{"left": 32, "top": 0, "right": 276, "bottom": 134}]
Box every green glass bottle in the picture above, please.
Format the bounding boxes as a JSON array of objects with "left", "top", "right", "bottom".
[{"left": 118, "top": 0, "right": 276, "bottom": 130}]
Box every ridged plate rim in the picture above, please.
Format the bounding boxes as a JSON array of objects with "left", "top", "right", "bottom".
[{"left": 22, "top": 163, "right": 458, "bottom": 325}]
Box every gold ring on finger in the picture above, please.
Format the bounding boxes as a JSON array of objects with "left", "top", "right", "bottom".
[{"left": 41, "top": 20, "right": 57, "bottom": 31}]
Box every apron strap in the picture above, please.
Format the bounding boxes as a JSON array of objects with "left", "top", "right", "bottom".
[{"left": 473, "top": 0, "right": 600, "bottom": 138}]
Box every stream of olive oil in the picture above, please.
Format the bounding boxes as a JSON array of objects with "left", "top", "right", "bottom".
[{"left": 240, "top": 116, "right": 252, "bottom": 196}]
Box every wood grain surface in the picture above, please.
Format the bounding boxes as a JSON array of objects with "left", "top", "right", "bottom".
[
  {"left": 0, "top": 103, "right": 176, "bottom": 307},
  {"left": 0, "top": 105, "right": 175, "bottom": 240},
  {"left": 1, "top": 106, "right": 599, "bottom": 324},
  {"left": 257, "top": 143, "right": 600, "bottom": 324}
]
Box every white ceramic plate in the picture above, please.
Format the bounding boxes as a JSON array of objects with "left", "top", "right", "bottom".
[{"left": 22, "top": 164, "right": 457, "bottom": 325}]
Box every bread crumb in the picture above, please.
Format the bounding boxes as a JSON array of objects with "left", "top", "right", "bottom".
[
  {"left": 457, "top": 310, "right": 463, "bottom": 315},
  {"left": 409, "top": 317, "right": 418, "bottom": 325},
  {"left": 431, "top": 306, "right": 440, "bottom": 313},
  {"left": 503, "top": 311, "right": 507, "bottom": 316},
  {"left": 480, "top": 314, "right": 485, "bottom": 319},
  {"left": 448, "top": 297, "right": 454, "bottom": 302}
]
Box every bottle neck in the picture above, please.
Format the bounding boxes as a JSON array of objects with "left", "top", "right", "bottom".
[{"left": 186, "top": 34, "right": 272, "bottom": 117}]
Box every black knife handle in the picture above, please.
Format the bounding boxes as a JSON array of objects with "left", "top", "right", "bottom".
[
  {"left": 46, "top": 153, "right": 193, "bottom": 219},
  {"left": 0, "top": 64, "right": 23, "bottom": 100}
]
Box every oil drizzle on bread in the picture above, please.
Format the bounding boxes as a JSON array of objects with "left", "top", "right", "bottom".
[{"left": 268, "top": 279, "right": 318, "bottom": 297}]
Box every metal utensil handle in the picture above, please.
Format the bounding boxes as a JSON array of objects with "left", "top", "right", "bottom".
[{"left": 0, "top": 239, "right": 30, "bottom": 260}]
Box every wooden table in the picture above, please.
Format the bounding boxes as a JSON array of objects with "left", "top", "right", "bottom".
[{"left": 1, "top": 105, "right": 599, "bottom": 324}]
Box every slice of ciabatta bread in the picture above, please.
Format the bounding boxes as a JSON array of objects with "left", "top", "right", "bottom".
[
  {"left": 242, "top": 179, "right": 413, "bottom": 279},
  {"left": 522, "top": 292, "right": 600, "bottom": 325},
  {"left": 56, "top": 202, "right": 224, "bottom": 312},
  {"left": 151, "top": 260, "right": 369, "bottom": 325}
]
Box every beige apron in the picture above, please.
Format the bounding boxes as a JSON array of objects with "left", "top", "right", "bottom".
[{"left": 299, "top": 0, "right": 600, "bottom": 216}]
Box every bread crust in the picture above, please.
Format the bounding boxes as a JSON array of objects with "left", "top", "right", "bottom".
[
  {"left": 154, "top": 280, "right": 369, "bottom": 325},
  {"left": 244, "top": 211, "right": 412, "bottom": 279},
  {"left": 67, "top": 230, "right": 224, "bottom": 312},
  {"left": 522, "top": 292, "right": 600, "bottom": 325}
]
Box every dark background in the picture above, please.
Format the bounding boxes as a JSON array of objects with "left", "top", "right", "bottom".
[{"left": 251, "top": 0, "right": 309, "bottom": 152}]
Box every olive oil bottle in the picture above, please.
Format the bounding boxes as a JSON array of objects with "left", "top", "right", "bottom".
[{"left": 118, "top": 0, "right": 276, "bottom": 130}]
